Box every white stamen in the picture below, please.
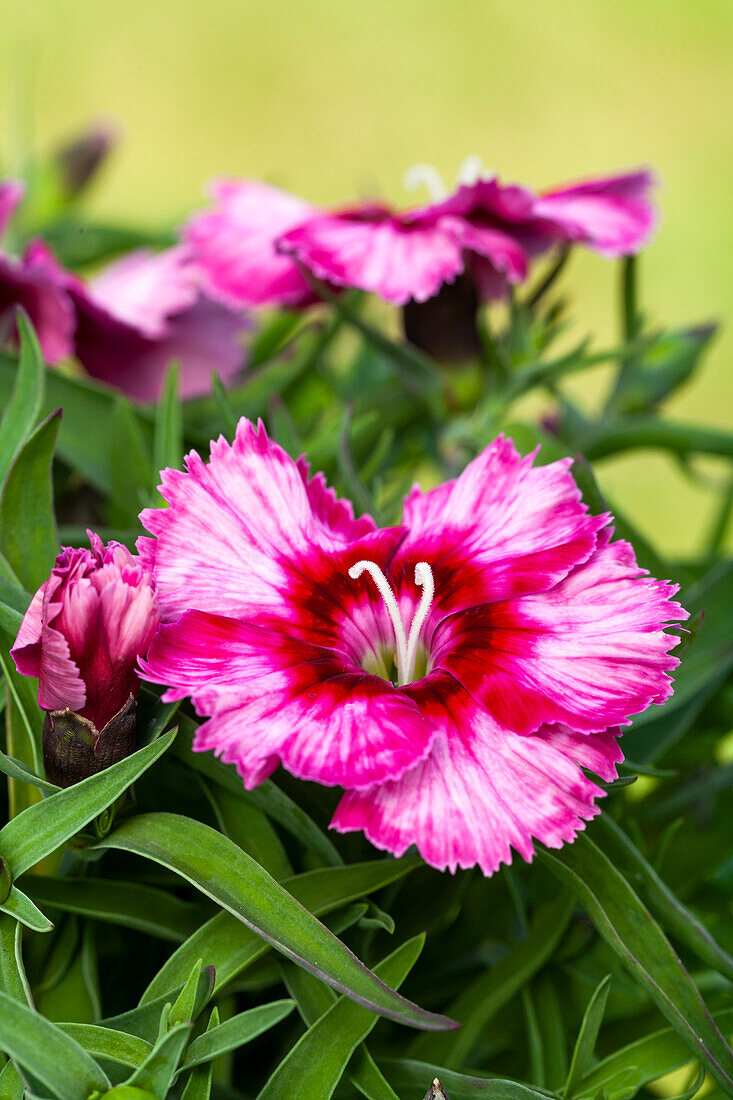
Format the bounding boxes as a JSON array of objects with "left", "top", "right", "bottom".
[
  {"left": 348, "top": 560, "right": 434, "bottom": 686},
  {"left": 456, "top": 155, "right": 486, "bottom": 186},
  {"left": 403, "top": 163, "right": 447, "bottom": 203}
]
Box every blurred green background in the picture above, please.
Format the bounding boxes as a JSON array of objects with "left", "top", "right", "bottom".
[{"left": 1, "top": 0, "right": 731, "bottom": 557}]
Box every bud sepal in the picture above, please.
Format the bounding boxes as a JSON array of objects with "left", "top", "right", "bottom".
[{"left": 43, "top": 694, "right": 136, "bottom": 788}]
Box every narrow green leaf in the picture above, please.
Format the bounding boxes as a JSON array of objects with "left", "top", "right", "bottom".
[
  {"left": 0, "top": 728, "right": 176, "bottom": 878},
  {"left": 0, "top": 647, "right": 44, "bottom": 777},
  {"left": 0, "top": 1059, "right": 24, "bottom": 1100},
  {"left": 153, "top": 363, "right": 183, "bottom": 478},
  {"left": 96, "top": 813, "right": 453, "bottom": 1031},
  {"left": 58, "top": 1024, "right": 150, "bottom": 1069},
  {"left": 108, "top": 399, "right": 153, "bottom": 527},
  {"left": 181, "top": 1000, "right": 294, "bottom": 1071},
  {"left": 411, "top": 891, "right": 575, "bottom": 1067},
  {"left": 173, "top": 720, "right": 342, "bottom": 867},
  {"left": 180, "top": 1008, "right": 218, "bottom": 1100},
  {"left": 383, "top": 1059, "right": 555, "bottom": 1100},
  {"left": 124, "top": 1019, "right": 191, "bottom": 1096},
  {"left": 257, "top": 935, "right": 426, "bottom": 1100},
  {"left": 140, "top": 857, "right": 419, "bottom": 1003},
  {"left": 169, "top": 960, "right": 214, "bottom": 1027},
  {"left": 0, "top": 916, "right": 32, "bottom": 1004},
  {"left": 576, "top": 1009, "right": 733, "bottom": 1100},
  {"left": 0, "top": 989, "right": 110, "bottom": 1100},
  {"left": 0, "top": 312, "right": 45, "bottom": 485},
  {"left": 0, "top": 739, "right": 55, "bottom": 796},
  {"left": 532, "top": 974, "right": 567, "bottom": 1091},
  {"left": 564, "top": 975, "right": 612, "bottom": 1097},
  {"left": 23, "top": 875, "right": 206, "bottom": 943},
  {"left": 575, "top": 417, "right": 733, "bottom": 462},
  {"left": 597, "top": 816, "right": 733, "bottom": 981},
  {"left": 103, "top": 970, "right": 214, "bottom": 1046},
  {"left": 0, "top": 409, "right": 60, "bottom": 594},
  {"left": 204, "top": 781, "right": 292, "bottom": 880},
  {"left": 0, "top": 887, "right": 53, "bottom": 932},
  {"left": 540, "top": 834, "right": 733, "bottom": 1093},
  {"left": 348, "top": 1050, "right": 402, "bottom": 1100}
]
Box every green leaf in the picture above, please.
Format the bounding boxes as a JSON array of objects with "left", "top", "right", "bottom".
[
  {"left": 596, "top": 816, "right": 733, "bottom": 981},
  {"left": 181, "top": 1000, "right": 294, "bottom": 1071},
  {"left": 0, "top": 409, "right": 60, "bottom": 593},
  {"left": 0, "top": 886, "right": 54, "bottom": 932},
  {"left": 0, "top": 312, "right": 45, "bottom": 486},
  {"left": 123, "top": 1016, "right": 191, "bottom": 1097},
  {"left": 107, "top": 398, "right": 153, "bottom": 527},
  {"left": 410, "top": 891, "right": 575, "bottom": 1067},
  {"left": 169, "top": 959, "right": 214, "bottom": 1027},
  {"left": 257, "top": 935, "right": 425, "bottom": 1100},
  {"left": 0, "top": 988, "right": 110, "bottom": 1100},
  {"left": 564, "top": 975, "right": 612, "bottom": 1097},
  {"left": 153, "top": 363, "right": 183, "bottom": 479},
  {"left": 140, "top": 857, "right": 419, "bottom": 1003},
  {"left": 95, "top": 813, "right": 453, "bottom": 1031},
  {"left": 204, "top": 781, "right": 292, "bottom": 880},
  {"left": 23, "top": 875, "right": 206, "bottom": 943},
  {"left": 576, "top": 1009, "right": 733, "bottom": 1100},
  {"left": 540, "top": 834, "right": 733, "bottom": 1093},
  {"left": 382, "top": 1059, "right": 555, "bottom": 1100},
  {"left": 173, "top": 719, "right": 342, "bottom": 867},
  {"left": 0, "top": 1059, "right": 25, "bottom": 1100},
  {"left": 103, "top": 969, "right": 215, "bottom": 1046},
  {"left": 180, "top": 1007, "right": 218, "bottom": 1100},
  {"left": 57, "top": 1024, "right": 150, "bottom": 1069},
  {"left": 574, "top": 417, "right": 733, "bottom": 462},
  {"left": 606, "top": 324, "right": 716, "bottom": 416},
  {"left": 0, "top": 915, "right": 32, "bottom": 1004},
  {"left": 0, "top": 728, "right": 176, "bottom": 878}
]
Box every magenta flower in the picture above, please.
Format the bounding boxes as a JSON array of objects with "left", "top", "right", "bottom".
[
  {"left": 185, "top": 166, "right": 656, "bottom": 315},
  {"left": 139, "top": 420, "right": 686, "bottom": 875},
  {"left": 12, "top": 533, "right": 160, "bottom": 739}
]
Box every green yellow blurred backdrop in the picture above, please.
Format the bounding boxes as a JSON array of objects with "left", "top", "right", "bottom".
[{"left": 1, "top": 0, "right": 731, "bottom": 555}]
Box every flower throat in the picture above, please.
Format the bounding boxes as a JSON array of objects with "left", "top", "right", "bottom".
[{"left": 348, "top": 560, "right": 434, "bottom": 686}]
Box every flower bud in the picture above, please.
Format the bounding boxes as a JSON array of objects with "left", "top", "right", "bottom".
[
  {"left": 402, "top": 272, "right": 482, "bottom": 364},
  {"left": 423, "top": 1079, "right": 450, "bottom": 1100},
  {"left": 11, "top": 532, "right": 160, "bottom": 786},
  {"left": 53, "top": 118, "right": 119, "bottom": 199}
]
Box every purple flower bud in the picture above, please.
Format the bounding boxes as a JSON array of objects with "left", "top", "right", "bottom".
[
  {"left": 54, "top": 117, "right": 120, "bottom": 199},
  {"left": 11, "top": 532, "right": 160, "bottom": 783},
  {"left": 423, "top": 1079, "right": 450, "bottom": 1100}
]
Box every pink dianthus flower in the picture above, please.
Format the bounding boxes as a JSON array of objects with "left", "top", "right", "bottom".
[{"left": 139, "top": 421, "right": 685, "bottom": 876}]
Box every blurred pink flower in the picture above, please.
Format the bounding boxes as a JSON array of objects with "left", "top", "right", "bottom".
[
  {"left": 186, "top": 166, "right": 656, "bottom": 312},
  {"left": 0, "top": 180, "right": 248, "bottom": 402},
  {"left": 184, "top": 179, "right": 319, "bottom": 309},
  {"left": 139, "top": 419, "right": 685, "bottom": 875},
  {"left": 12, "top": 533, "right": 160, "bottom": 735}
]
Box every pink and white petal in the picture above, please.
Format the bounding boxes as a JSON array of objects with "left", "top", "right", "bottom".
[
  {"left": 142, "top": 610, "right": 436, "bottom": 789},
  {"left": 400, "top": 435, "right": 607, "bottom": 611},
  {"left": 139, "top": 419, "right": 317, "bottom": 622},
  {"left": 36, "top": 624, "right": 86, "bottom": 713},
  {"left": 185, "top": 179, "right": 316, "bottom": 309},
  {"left": 434, "top": 531, "right": 686, "bottom": 735},
  {"left": 296, "top": 457, "right": 376, "bottom": 543},
  {"left": 332, "top": 675, "right": 613, "bottom": 875},
  {"left": 533, "top": 169, "right": 657, "bottom": 257},
  {"left": 139, "top": 419, "right": 387, "bottom": 623},
  {"left": 87, "top": 247, "right": 201, "bottom": 338},
  {"left": 279, "top": 213, "right": 465, "bottom": 306},
  {"left": 0, "top": 180, "right": 24, "bottom": 238},
  {"left": 10, "top": 584, "right": 47, "bottom": 677}
]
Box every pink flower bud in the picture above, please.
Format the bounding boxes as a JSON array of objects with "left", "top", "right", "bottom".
[{"left": 11, "top": 532, "right": 160, "bottom": 740}]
